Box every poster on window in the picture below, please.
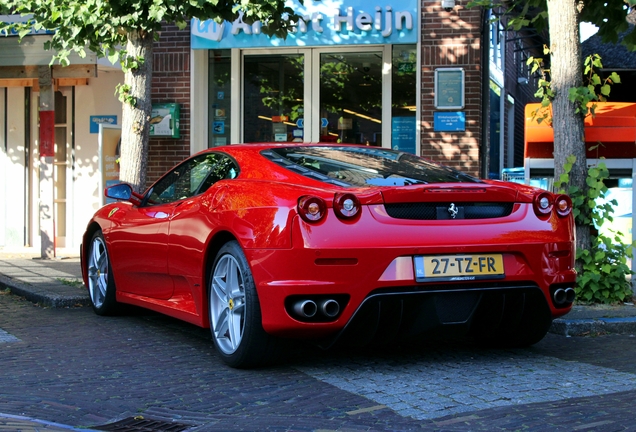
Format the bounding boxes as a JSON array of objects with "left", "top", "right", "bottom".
[
  {"left": 99, "top": 124, "right": 122, "bottom": 206},
  {"left": 391, "top": 117, "right": 416, "bottom": 154}
]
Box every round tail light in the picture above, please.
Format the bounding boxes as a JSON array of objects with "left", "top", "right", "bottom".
[
  {"left": 298, "top": 196, "right": 327, "bottom": 223},
  {"left": 333, "top": 193, "right": 361, "bottom": 219},
  {"left": 555, "top": 194, "right": 572, "bottom": 217},
  {"left": 533, "top": 191, "right": 553, "bottom": 217}
]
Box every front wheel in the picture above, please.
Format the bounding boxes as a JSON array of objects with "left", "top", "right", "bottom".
[
  {"left": 208, "top": 241, "right": 278, "bottom": 368},
  {"left": 86, "top": 230, "right": 119, "bottom": 315}
]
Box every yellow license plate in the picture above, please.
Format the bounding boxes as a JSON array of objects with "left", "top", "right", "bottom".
[{"left": 414, "top": 254, "right": 504, "bottom": 282}]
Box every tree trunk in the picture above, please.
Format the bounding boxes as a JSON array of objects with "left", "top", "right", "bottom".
[
  {"left": 547, "top": 0, "right": 590, "bottom": 258},
  {"left": 119, "top": 30, "right": 154, "bottom": 194}
]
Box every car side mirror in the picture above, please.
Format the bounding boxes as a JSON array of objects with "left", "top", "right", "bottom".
[{"left": 105, "top": 183, "right": 133, "bottom": 201}]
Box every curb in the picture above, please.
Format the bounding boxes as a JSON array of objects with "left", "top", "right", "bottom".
[
  {"left": 550, "top": 316, "right": 636, "bottom": 337},
  {"left": 0, "top": 274, "right": 90, "bottom": 308}
]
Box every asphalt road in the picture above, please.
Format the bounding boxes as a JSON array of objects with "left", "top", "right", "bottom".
[{"left": 1, "top": 289, "right": 636, "bottom": 431}]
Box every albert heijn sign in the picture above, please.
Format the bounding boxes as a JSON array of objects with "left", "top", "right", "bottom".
[{"left": 191, "top": 0, "right": 417, "bottom": 49}]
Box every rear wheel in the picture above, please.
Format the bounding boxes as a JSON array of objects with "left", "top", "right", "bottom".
[
  {"left": 208, "top": 241, "right": 278, "bottom": 368},
  {"left": 86, "top": 231, "right": 119, "bottom": 315}
]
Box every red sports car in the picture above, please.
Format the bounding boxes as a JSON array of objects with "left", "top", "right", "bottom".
[{"left": 81, "top": 143, "right": 575, "bottom": 368}]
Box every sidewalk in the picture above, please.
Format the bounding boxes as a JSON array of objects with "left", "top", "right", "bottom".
[
  {"left": 0, "top": 248, "right": 89, "bottom": 308},
  {"left": 1, "top": 248, "right": 636, "bottom": 334}
]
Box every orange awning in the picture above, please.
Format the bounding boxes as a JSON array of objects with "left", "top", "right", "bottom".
[{"left": 525, "top": 102, "right": 636, "bottom": 159}]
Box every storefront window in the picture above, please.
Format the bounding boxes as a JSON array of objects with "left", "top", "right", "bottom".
[
  {"left": 391, "top": 45, "right": 416, "bottom": 153},
  {"left": 598, "top": 178, "right": 633, "bottom": 253},
  {"left": 208, "top": 50, "right": 232, "bottom": 147},
  {"left": 207, "top": 45, "right": 417, "bottom": 148},
  {"left": 319, "top": 52, "right": 382, "bottom": 145}
]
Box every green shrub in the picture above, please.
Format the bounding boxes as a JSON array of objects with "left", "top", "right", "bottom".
[{"left": 556, "top": 156, "right": 634, "bottom": 304}]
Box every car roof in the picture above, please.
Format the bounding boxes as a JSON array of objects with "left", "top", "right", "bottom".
[{"left": 195, "top": 142, "right": 371, "bottom": 154}]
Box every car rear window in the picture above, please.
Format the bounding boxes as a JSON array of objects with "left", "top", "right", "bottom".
[{"left": 261, "top": 146, "right": 481, "bottom": 187}]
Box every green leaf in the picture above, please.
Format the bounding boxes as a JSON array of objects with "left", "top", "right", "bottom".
[
  {"left": 600, "top": 84, "right": 611, "bottom": 96},
  {"left": 107, "top": 51, "right": 120, "bottom": 64}
]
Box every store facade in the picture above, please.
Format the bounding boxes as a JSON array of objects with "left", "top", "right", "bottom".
[
  {"left": 175, "top": 0, "right": 530, "bottom": 183},
  {"left": 187, "top": 0, "right": 419, "bottom": 158}
]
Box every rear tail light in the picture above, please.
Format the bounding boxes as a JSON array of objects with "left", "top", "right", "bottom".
[
  {"left": 555, "top": 194, "right": 572, "bottom": 217},
  {"left": 298, "top": 196, "right": 327, "bottom": 223},
  {"left": 533, "top": 191, "right": 553, "bottom": 217},
  {"left": 533, "top": 191, "right": 572, "bottom": 218},
  {"left": 333, "top": 193, "right": 361, "bottom": 219}
]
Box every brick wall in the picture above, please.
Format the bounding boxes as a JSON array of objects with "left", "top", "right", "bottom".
[
  {"left": 147, "top": 23, "right": 192, "bottom": 187},
  {"left": 420, "top": 0, "right": 484, "bottom": 177}
]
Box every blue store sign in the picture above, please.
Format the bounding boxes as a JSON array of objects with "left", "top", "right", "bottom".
[
  {"left": 192, "top": 0, "right": 417, "bottom": 49},
  {"left": 90, "top": 115, "right": 117, "bottom": 134},
  {"left": 434, "top": 112, "right": 466, "bottom": 132}
]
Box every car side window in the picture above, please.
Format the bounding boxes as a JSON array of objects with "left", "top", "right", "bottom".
[{"left": 145, "top": 153, "right": 239, "bottom": 205}]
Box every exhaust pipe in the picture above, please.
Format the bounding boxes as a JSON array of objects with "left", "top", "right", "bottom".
[
  {"left": 319, "top": 299, "right": 340, "bottom": 318},
  {"left": 553, "top": 288, "right": 566, "bottom": 305},
  {"left": 564, "top": 288, "right": 576, "bottom": 303},
  {"left": 293, "top": 300, "right": 317, "bottom": 318}
]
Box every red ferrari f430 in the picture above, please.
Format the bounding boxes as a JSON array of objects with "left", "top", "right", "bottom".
[{"left": 81, "top": 143, "right": 575, "bottom": 368}]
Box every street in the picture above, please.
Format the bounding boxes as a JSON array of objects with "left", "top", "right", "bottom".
[{"left": 1, "top": 289, "right": 636, "bottom": 431}]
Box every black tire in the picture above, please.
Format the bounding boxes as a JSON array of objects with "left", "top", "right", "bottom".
[
  {"left": 208, "top": 241, "right": 279, "bottom": 368},
  {"left": 86, "top": 231, "right": 119, "bottom": 316}
]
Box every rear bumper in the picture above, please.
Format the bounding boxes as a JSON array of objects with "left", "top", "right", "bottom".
[
  {"left": 247, "top": 206, "right": 575, "bottom": 338},
  {"left": 322, "top": 286, "right": 552, "bottom": 348}
]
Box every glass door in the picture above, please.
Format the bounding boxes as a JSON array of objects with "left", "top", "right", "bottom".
[{"left": 243, "top": 52, "right": 306, "bottom": 143}]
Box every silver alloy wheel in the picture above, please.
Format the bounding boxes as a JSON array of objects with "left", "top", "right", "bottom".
[
  {"left": 88, "top": 235, "right": 109, "bottom": 308},
  {"left": 210, "top": 254, "right": 246, "bottom": 355}
]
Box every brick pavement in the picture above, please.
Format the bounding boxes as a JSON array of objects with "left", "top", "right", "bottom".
[{"left": 2, "top": 288, "right": 636, "bottom": 431}]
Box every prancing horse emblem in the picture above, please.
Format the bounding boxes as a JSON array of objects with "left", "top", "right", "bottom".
[{"left": 448, "top": 203, "right": 459, "bottom": 219}]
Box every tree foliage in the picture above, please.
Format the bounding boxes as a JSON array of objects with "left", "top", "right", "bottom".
[
  {"left": 469, "top": 0, "right": 636, "bottom": 51},
  {"left": 1, "top": 0, "right": 298, "bottom": 66},
  {"left": 0, "top": 0, "right": 298, "bottom": 192},
  {"left": 527, "top": 53, "right": 621, "bottom": 123}
]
